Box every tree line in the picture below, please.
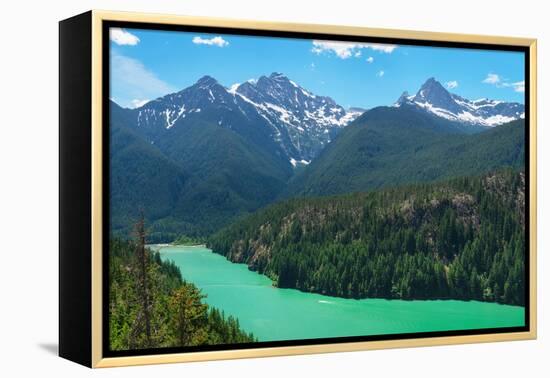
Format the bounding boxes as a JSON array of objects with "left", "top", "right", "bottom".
[
  {"left": 208, "top": 170, "right": 525, "bottom": 306},
  {"left": 109, "top": 217, "right": 255, "bottom": 351}
]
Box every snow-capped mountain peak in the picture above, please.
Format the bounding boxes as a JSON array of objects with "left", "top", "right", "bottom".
[
  {"left": 396, "top": 91, "right": 413, "bottom": 104},
  {"left": 396, "top": 78, "right": 524, "bottom": 127},
  {"left": 225, "top": 72, "right": 363, "bottom": 160},
  {"left": 127, "top": 73, "right": 365, "bottom": 163},
  {"left": 412, "top": 77, "right": 461, "bottom": 113}
]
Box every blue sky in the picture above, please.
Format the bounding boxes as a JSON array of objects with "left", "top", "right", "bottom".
[{"left": 109, "top": 27, "right": 525, "bottom": 109}]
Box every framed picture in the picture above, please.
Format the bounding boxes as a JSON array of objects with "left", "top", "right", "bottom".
[{"left": 59, "top": 10, "right": 537, "bottom": 368}]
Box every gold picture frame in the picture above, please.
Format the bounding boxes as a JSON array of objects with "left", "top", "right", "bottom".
[{"left": 59, "top": 9, "right": 537, "bottom": 368}]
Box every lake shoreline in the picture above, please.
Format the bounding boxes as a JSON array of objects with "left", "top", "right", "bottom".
[
  {"left": 148, "top": 243, "right": 207, "bottom": 249},
  {"left": 158, "top": 244, "right": 526, "bottom": 309},
  {"left": 157, "top": 244, "right": 525, "bottom": 342}
]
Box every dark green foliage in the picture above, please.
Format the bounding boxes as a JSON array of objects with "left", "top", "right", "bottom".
[
  {"left": 110, "top": 101, "right": 292, "bottom": 241},
  {"left": 158, "top": 120, "right": 292, "bottom": 234},
  {"left": 208, "top": 170, "right": 525, "bottom": 306},
  {"left": 109, "top": 238, "right": 255, "bottom": 351},
  {"left": 173, "top": 235, "right": 206, "bottom": 246},
  {"left": 205, "top": 307, "right": 256, "bottom": 345},
  {"left": 111, "top": 99, "right": 525, "bottom": 243},
  {"left": 109, "top": 113, "right": 187, "bottom": 236},
  {"left": 284, "top": 106, "right": 525, "bottom": 197}
]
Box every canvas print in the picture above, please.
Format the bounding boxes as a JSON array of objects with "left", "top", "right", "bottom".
[{"left": 107, "top": 26, "right": 527, "bottom": 353}]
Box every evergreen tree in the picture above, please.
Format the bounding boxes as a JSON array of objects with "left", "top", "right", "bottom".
[
  {"left": 208, "top": 169, "right": 525, "bottom": 306},
  {"left": 134, "top": 212, "right": 152, "bottom": 347}
]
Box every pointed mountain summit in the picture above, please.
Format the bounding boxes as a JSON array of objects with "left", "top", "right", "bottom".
[
  {"left": 195, "top": 75, "right": 219, "bottom": 87},
  {"left": 113, "top": 73, "right": 364, "bottom": 163},
  {"left": 412, "top": 77, "right": 461, "bottom": 113},
  {"left": 229, "top": 72, "right": 363, "bottom": 161},
  {"left": 396, "top": 91, "right": 412, "bottom": 105},
  {"left": 269, "top": 72, "right": 286, "bottom": 79},
  {"left": 396, "top": 77, "right": 525, "bottom": 127}
]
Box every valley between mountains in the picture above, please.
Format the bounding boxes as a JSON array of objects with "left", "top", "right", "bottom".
[{"left": 110, "top": 73, "right": 526, "bottom": 307}]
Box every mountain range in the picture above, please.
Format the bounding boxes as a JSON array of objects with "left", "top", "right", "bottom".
[
  {"left": 283, "top": 107, "right": 524, "bottom": 197},
  {"left": 110, "top": 75, "right": 525, "bottom": 240},
  {"left": 395, "top": 77, "right": 525, "bottom": 128},
  {"left": 123, "top": 72, "right": 364, "bottom": 164}
]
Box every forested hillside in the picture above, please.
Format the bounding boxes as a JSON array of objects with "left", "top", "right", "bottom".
[
  {"left": 284, "top": 107, "right": 525, "bottom": 198},
  {"left": 109, "top": 230, "right": 255, "bottom": 351},
  {"left": 109, "top": 113, "right": 187, "bottom": 238},
  {"left": 208, "top": 170, "right": 525, "bottom": 306},
  {"left": 110, "top": 101, "right": 292, "bottom": 241},
  {"left": 110, "top": 91, "right": 525, "bottom": 243}
]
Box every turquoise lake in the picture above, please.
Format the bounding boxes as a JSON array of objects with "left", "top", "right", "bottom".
[{"left": 156, "top": 245, "right": 525, "bottom": 342}]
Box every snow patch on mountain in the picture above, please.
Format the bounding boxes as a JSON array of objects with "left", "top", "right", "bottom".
[
  {"left": 395, "top": 78, "right": 524, "bottom": 127},
  {"left": 165, "top": 104, "right": 186, "bottom": 129},
  {"left": 290, "top": 158, "right": 311, "bottom": 167},
  {"left": 228, "top": 83, "right": 240, "bottom": 94},
  {"left": 125, "top": 73, "right": 365, "bottom": 163},
  {"left": 225, "top": 72, "right": 364, "bottom": 160}
]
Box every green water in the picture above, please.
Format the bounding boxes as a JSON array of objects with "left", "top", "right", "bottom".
[{"left": 157, "top": 245, "right": 525, "bottom": 342}]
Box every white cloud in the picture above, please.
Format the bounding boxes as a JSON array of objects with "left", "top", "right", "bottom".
[
  {"left": 130, "top": 99, "right": 150, "bottom": 108},
  {"left": 368, "top": 43, "right": 398, "bottom": 53},
  {"left": 110, "top": 28, "right": 140, "bottom": 46},
  {"left": 377, "top": 70, "right": 385, "bottom": 77},
  {"left": 312, "top": 41, "right": 354, "bottom": 59},
  {"left": 482, "top": 73, "right": 501, "bottom": 85},
  {"left": 192, "top": 36, "right": 229, "bottom": 47},
  {"left": 445, "top": 80, "right": 459, "bottom": 89},
  {"left": 482, "top": 73, "right": 524, "bottom": 93},
  {"left": 311, "top": 40, "right": 397, "bottom": 59},
  {"left": 512, "top": 80, "right": 525, "bottom": 92},
  {"left": 111, "top": 52, "right": 175, "bottom": 107},
  {"left": 366, "top": 56, "right": 374, "bottom": 63}
]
